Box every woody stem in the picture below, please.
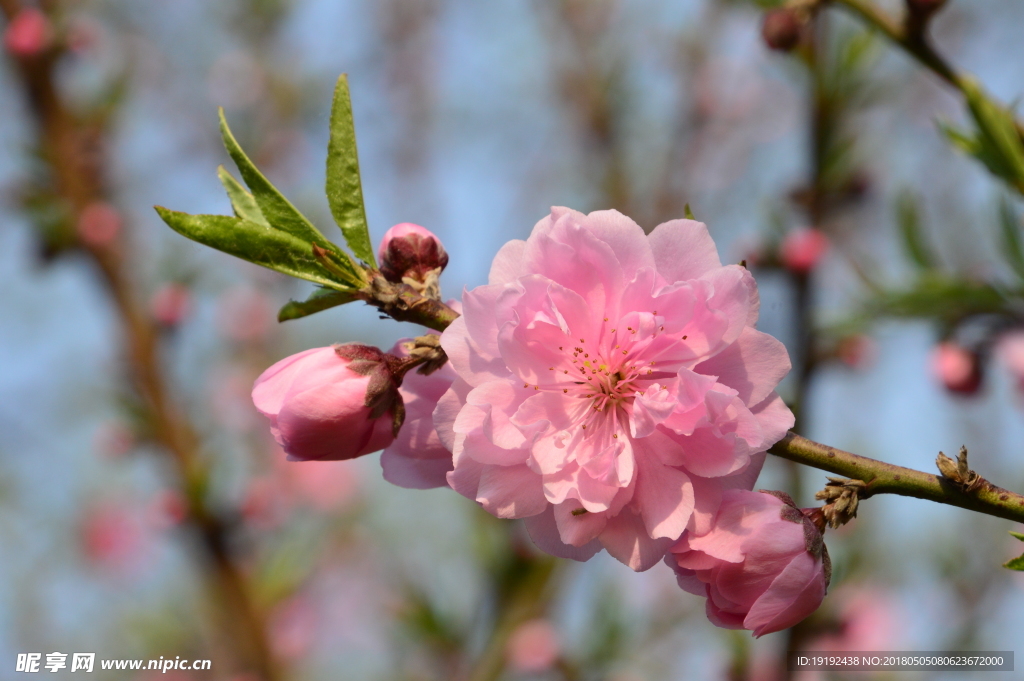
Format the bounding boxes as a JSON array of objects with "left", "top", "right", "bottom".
[{"left": 769, "top": 432, "right": 1024, "bottom": 524}]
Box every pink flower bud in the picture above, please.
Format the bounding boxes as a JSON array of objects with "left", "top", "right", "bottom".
[
  {"left": 780, "top": 228, "right": 828, "bottom": 274},
  {"left": 506, "top": 619, "right": 560, "bottom": 673},
  {"left": 3, "top": 8, "right": 51, "bottom": 57},
  {"left": 761, "top": 8, "right": 803, "bottom": 52},
  {"left": 150, "top": 283, "right": 192, "bottom": 327},
  {"left": 836, "top": 334, "right": 876, "bottom": 370},
  {"left": 668, "top": 489, "right": 830, "bottom": 637},
  {"left": 76, "top": 202, "right": 122, "bottom": 247},
  {"left": 378, "top": 223, "right": 449, "bottom": 283},
  {"left": 930, "top": 342, "right": 981, "bottom": 395},
  {"left": 251, "top": 345, "right": 402, "bottom": 462}
]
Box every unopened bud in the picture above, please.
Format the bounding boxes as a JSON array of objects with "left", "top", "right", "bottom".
[
  {"left": 761, "top": 8, "right": 804, "bottom": 52},
  {"left": 930, "top": 342, "right": 982, "bottom": 395},
  {"left": 3, "top": 8, "right": 52, "bottom": 57},
  {"left": 378, "top": 223, "right": 449, "bottom": 284},
  {"left": 780, "top": 227, "right": 829, "bottom": 274}
]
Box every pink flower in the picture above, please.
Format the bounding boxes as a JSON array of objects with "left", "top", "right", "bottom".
[
  {"left": 668, "top": 489, "right": 829, "bottom": 637},
  {"left": 437, "top": 208, "right": 794, "bottom": 570},
  {"left": 378, "top": 223, "right": 449, "bottom": 283},
  {"left": 380, "top": 337, "right": 458, "bottom": 489},
  {"left": 3, "top": 8, "right": 51, "bottom": 57},
  {"left": 780, "top": 228, "right": 828, "bottom": 274},
  {"left": 150, "top": 283, "right": 192, "bottom": 327},
  {"left": 76, "top": 202, "right": 122, "bottom": 247},
  {"left": 996, "top": 331, "right": 1024, "bottom": 393},
  {"left": 252, "top": 346, "right": 400, "bottom": 461},
  {"left": 506, "top": 619, "right": 561, "bottom": 673},
  {"left": 930, "top": 342, "right": 981, "bottom": 395}
]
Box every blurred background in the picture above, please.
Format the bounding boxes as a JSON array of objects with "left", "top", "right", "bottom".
[{"left": 2, "top": 0, "right": 1024, "bottom": 679}]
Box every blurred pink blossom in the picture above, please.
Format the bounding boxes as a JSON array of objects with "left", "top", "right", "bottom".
[
  {"left": 218, "top": 285, "right": 274, "bottom": 343},
  {"left": 3, "top": 8, "right": 52, "bottom": 57},
  {"left": 268, "top": 596, "right": 319, "bottom": 660},
  {"left": 836, "top": 334, "right": 877, "bottom": 370},
  {"left": 149, "top": 283, "right": 192, "bottom": 327},
  {"left": 150, "top": 490, "right": 187, "bottom": 529},
  {"left": 81, "top": 503, "right": 149, "bottom": 574},
  {"left": 276, "top": 447, "right": 359, "bottom": 512},
  {"left": 780, "top": 228, "right": 828, "bottom": 274},
  {"left": 76, "top": 202, "right": 122, "bottom": 247},
  {"left": 930, "top": 342, "right": 981, "bottom": 395},
  {"left": 438, "top": 208, "right": 793, "bottom": 571},
  {"left": 668, "top": 489, "right": 829, "bottom": 637},
  {"left": 506, "top": 618, "right": 561, "bottom": 673},
  {"left": 92, "top": 420, "right": 136, "bottom": 458},
  {"left": 996, "top": 331, "right": 1024, "bottom": 392}
]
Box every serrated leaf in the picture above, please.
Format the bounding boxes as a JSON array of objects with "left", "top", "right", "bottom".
[
  {"left": 684, "top": 203, "right": 696, "bottom": 220},
  {"left": 1004, "top": 555, "right": 1024, "bottom": 571},
  {"left": 217, "top": 166, "right": 269, "bottom": 228},
  {"left": 326, "top": 74, "right": 376, "bottom": 266},
  {"left": 278, "top": 287, "right": 358, "bottom": 322},
  {"left": 896, "top": 191, "right": 936, "bottom": 269},
  {"left": 998, "top": 198, "right": 1024, "bottom": 280},
  {"left": 218, "top": 109, "right": 358, "bottom": 278},
  {"left": 156, "top": 207, "right": 347, "bottom": 289}
]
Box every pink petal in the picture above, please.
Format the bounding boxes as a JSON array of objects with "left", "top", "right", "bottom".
[
  {"left": 749, "top": 392, "right": 795, "bottom": 449},
  {"left": 576, "top": 209, "right": 655, "bottom": 282},
  {"left": 381, "top": 449, "right": 452, "bottom": 489},
  {"left": 441, "top": 286, "right": 509, "bottom": 387},
  {"left": 553, "top": 500, "right": 609, "bottom": 546},
  {"left": 488, "top": 239, "right": 527, "bottom": 285},
  {"left": 433, "top": 378, "right": 472, "bottom": 452},
  {"left": 647, "top": 219, "right": 722, "bottom": 282},
  {"left": 634, "top": 450, "right": 695, "bottom": 540},
  {"left": 745, "top": 551, "right": 826, "bottom": 637},
  {"left": 524, "top": 506, "right": 602, "bottom": 562},
  {"left": 251, "top": 347, "right": 331, "bottom": 416},
  {"left": 598, "top": 508, "right": 674, "bottom": 571},
  {"left": 695, "top": 327, "right": 791, "bottom": 406},
  {"left": 476, "top": 464, "right": 548, "bottom": 519}
]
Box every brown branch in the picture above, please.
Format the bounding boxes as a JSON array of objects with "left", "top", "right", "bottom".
[{"left": 770, "top": 432, "right": 1024, "bottom": 524}]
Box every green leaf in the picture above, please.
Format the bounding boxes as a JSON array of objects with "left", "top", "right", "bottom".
[
  {"left": 326, "top": 74, "right": 376, "bottom": 266},
  {"left": 217, "top": 166, "right": 269, "bottom": 227},
  {"left": 684, "top": 203, "right": 696, "bottom": 220},
  {"left": 940, "top": 80, "right": 1024, "bottom": 194},
  {"left": 998, "top": 198, "right": 1024, "bottom": 280},
  {"left": 278, "top": 287, "right": 358, "bottom": 322},
  {"left": 218, "top": 109, "right": 356, "bottom": 277},
  {"left": 1004, "top": 555, "right": 1024, "bottom": 571},
  {"left": 1010, "top": 531, "right": 1024, "bottom": 542},
  {"left": 896, "top": 191, "right": 936, "bottom": 269},
  {"left": 156, "top": 207, "right": 347, "bottom": 289}
]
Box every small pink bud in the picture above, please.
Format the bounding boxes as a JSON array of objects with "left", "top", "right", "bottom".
[
  {"left": 150, "top": 490, "right": 188, "bottom": 528},
  {"left": 996, "top": 331, "right": 1024, "bottom": 394},
  {"left": 931, "top": 342, "right": 981, "bottom": 395},
  {"left": 81, "top": 504, "right": 147, "bottom": 572},
  {"left": 780, "top": 228, "right": 828, "bottom": 274},
  {"left": 3, "top": 8, "right": 52, "bottom": 57},
  {"left": 836, "top": 334, "right": 876, "bottom": 370},
  {"left": 251, "top": 345, "right": 405, "bottom": 462},
  {"left": 150, "top": 283, "right": 192, "bottom": 327},
  {"left": 76, "top": 202, "right": 122, "bottom": 247},
  {"left": 761, "top": 8, "right": 803, "bottom": 52},
  {"left": 668, "top": 489, "right": 830, "bottom": 637},
  {"left": 378, "top": 223, "right": 449, "bottom": 283},
  {"left": 506, "top": 619, "right": 560, "bottom": 673}
]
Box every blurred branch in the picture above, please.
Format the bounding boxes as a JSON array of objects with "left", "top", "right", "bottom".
[
  {"left": 831, "top": 0, "right": 960, "bottom": 88},
  {"left": 0, "top": 6, "right": 281, "bottom": 680},
  {"left": 770, "top": 432, "right": 1024, "bottom": 524}
]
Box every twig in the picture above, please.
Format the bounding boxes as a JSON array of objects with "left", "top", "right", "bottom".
[{"left": 769, "top": 432, "right": 1024, "bottom": 524}]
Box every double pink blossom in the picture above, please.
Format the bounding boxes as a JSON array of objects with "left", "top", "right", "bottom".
[
  {"left": 668, "top": 489, "right": 829, "bottom": 637},
  {"left": 435, "top": 207, "right": 794, "bottom": 570}
]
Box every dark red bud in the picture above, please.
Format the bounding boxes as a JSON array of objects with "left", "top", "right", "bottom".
[
  {"left": 378, "top": 223, "right": 449, "bottom": 284},
  {"left": 761, "top": 8, "right": 804, "bottom": 52}
]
